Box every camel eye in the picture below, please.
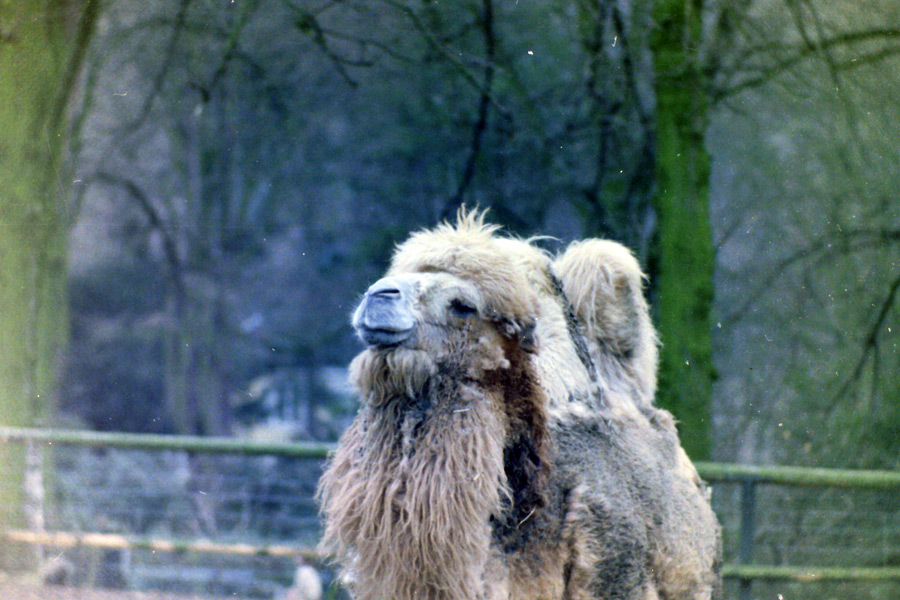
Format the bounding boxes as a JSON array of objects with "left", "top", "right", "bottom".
[{"left": 449, "top": 298, "right": 477, "bottom": 317}]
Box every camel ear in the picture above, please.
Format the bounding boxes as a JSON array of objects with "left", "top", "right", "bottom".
[{"left": 496, "top": 317, "right": 538, "bottom": 354}]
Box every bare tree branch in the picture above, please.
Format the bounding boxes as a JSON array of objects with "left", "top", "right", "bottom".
[
  {"left": 380, "top": 0, "right": 508, "bottom": 119},
  {"left": 611, "top": 3, "right": 656, "bottom": 249},
  {"left": 825, "top": 269, "right": 900, "bottom": 417},
  {"left": 787, "top": 0, "right": 869, "bottom": 168},
  {"left": 50, "top": 0, "right": 102, "bottom": 132},
  {"left": 733, "top": 26, "right": 900, "bottom": 62},
  {"left": 287, "top": 5, "right": 362, "bottom": 87},
  {"left": 119, "top": 0, "right": 192, "bottom": 133},
  {"left": 836, "top": 45, "right": 900, "bottom": 70},
  {"left": 440, "top": 0, "right": 495, "bottom": 221},
  {"left": 203, "top": 0, "right": 263, "bottom": 96},
  {"left": 89, "top": 172, "right": 184, "bottom": 298},
  {"left": 579, "top": 0, "right": 620, "bottom": 228},
  {"left": 715, "top": 22, "right": 900, "bottom": 101},
  {"left": 723, "top": 226, "right": 900, "bottom": 324},
  {"left": 84, "top": 0, "right": 194, "bottom": 191}
]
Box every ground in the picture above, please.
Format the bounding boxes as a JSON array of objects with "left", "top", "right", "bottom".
[{"left": 0, "top": 583, "right": 241, "bottom": 600}]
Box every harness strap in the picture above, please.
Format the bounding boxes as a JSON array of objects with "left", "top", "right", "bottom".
[{"left": 549, "top": 270, "right": 598, "bottom": 383}]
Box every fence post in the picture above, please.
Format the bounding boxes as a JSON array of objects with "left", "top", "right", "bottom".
[
  {"left": 23, "top": 440, "right": 46, "bottom": 568},
  {"left": 738, "top": 478, "right": 757, "bottom": 600}
]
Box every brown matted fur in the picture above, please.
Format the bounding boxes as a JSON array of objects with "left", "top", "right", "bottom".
[
  {"left": 317, "top": 381, "right": 509, "bottom": 600},
  {"left": 317, "top": 209, "right": 721, "bottom": 600}
]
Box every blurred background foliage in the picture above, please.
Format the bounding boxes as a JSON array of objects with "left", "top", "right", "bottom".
[{"left": 1, "top": 0, "right": 899, "bottom": 473}]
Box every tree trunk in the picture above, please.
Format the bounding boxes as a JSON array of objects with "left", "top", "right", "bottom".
[
  {"left": 650, "top": 0, "right": 715, "bottom": 460},
  {"left": 0, "top": 0, "right": 99, "bottom": 535}
]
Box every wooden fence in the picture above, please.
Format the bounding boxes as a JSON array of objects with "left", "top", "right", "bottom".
[{"left": 2, "top": 426, "right": 900, "bottom": 599}]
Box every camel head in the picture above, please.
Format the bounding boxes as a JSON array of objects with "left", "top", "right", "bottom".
[
  {"left": 348, "top": 211, "right": 541, "bottom": 408},
  {"left": 351, "top": 271, "right": 537, "bottom": 398}
]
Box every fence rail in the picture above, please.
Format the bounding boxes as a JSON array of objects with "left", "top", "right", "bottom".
[
  {"left": 2, "top": 426, "right": 899, "bottom": 598},
  {"left": 695, "top": 460, "right": 900, "bottom": 490},
  {"left": 2, "top": 529, "right": 318, "bottom": 560},
  {"left": 721, "top": 564, "right": 900, "bottom": 582},
  {"left": 6, "top": 426, "right": 900, "bottom": 490},
  {"left": 0, "top": 426, "right": 332, "bottom": 459}
]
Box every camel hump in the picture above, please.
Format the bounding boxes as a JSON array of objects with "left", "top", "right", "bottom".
[{"left": 552, "top": 239, "right": 659, "bottom": 409}]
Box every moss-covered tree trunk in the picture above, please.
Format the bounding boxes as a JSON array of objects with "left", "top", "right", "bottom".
[
  {"left": 0, "top": 0, "right": 98, "bottom": 535},
  {"left": 650, "top": 0, "right": 715, "bottom": 460}
]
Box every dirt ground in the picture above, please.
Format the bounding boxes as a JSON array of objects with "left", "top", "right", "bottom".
[{"left": 0, "top": 583, "right": 242, "bottom": 600}]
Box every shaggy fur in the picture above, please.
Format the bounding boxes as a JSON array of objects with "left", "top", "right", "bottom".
[
  {"left": 318, "top": 381, "right": 509, "bottom": 600},
  {"left": 388, "top": 211, "right": 539, "bottom": 337},
  {"left": 491, "top": 237, "right": 601, "bottom": 415},
  {"left": 317, "top": 210, "right": 721, "bottom": 600},
  {"left": 553, "top": 240, "right": 659, "bottom": 410}
]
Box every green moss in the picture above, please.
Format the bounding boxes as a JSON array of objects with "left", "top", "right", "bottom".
[
  {"left": 0, "top": 2, "right": 70, "bottom": 428},
  {"left": 0, "top": 2, "right": 79, "bottom": 537},
  {"left": 650, "top": 0, "right": 714, "bottom": 460}
]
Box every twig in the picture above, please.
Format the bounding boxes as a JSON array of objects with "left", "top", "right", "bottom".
[{"left": 824, "top": 271, "right": 900, "bottom": 418}]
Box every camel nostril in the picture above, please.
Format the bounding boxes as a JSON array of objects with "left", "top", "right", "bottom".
[{"left": 368, "top": 286, "right": 401, "bottom": 299}]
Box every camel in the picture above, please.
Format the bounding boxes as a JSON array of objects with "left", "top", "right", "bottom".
[{"left": 317, "top": 211, "right": 721, "bottom": 600}]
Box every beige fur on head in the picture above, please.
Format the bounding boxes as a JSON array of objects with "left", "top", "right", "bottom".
[
  {"left": 553, "top": 240, "right": 659, "bottom": 408},
  {"left": 389, "top": 209, "right": 539, "bottom": 335},
  {"left": 348, "top": 347, "right": 438, "bottom": 406}
]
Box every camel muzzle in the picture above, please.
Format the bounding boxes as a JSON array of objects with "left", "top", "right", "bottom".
[{"left": 353, "top": 277, "right": 416, "bottom": 347}]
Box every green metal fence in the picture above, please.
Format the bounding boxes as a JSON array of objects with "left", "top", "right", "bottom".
[
  {"left": 2, "top": 426, "right": 900, "bottom": 598},
  {"left": 693, "top": 461, "right": 900, "bottom": 600}
]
